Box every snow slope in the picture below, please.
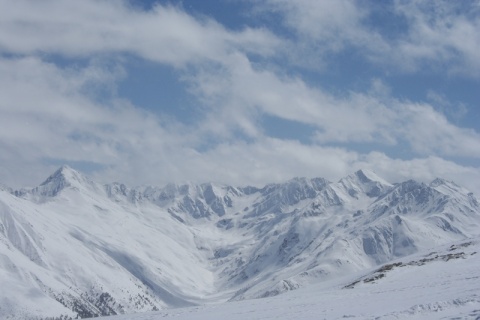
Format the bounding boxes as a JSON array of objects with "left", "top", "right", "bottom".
[
  {"left": 100, "top": 238, "right": 480, "bottom": 320},
  {"left": 0, "top": 166, "right": 479, "bottom": 319}
]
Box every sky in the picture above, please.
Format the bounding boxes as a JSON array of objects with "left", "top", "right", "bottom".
[{"left": 0, "top": 0, "right": 480, "bottom": 194}]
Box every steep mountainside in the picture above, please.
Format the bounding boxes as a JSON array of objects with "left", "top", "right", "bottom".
[{"left": 0, "top": 166, "right": 479, "bottom": 319}]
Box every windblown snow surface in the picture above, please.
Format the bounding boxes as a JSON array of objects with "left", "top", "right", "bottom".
[
  {"left": 101, "top": 239, "right": 480, "bottom": 320},
  {"left": 1, "top": 166, "right": 479, "bottom": 319}
]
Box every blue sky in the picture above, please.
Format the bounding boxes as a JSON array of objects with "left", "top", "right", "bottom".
[{"left": 0, "top": 0, "right": 479, "bottom": 194}]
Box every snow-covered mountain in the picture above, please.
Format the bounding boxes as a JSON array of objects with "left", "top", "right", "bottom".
[{"left": 1, "top": 166, "right": 479, "bottom": 319}]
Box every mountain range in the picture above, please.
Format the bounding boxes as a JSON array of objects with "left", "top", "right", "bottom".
[{"left": 1, "top": 166, "right": 479, "bottom": 319}]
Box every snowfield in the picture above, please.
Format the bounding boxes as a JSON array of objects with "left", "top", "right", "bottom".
[
  {"left": 1, "top": 166, "right": 479, "bottom": 319},
  {"left": 102, "top": 239, "right": 480, "bottom": 320}
]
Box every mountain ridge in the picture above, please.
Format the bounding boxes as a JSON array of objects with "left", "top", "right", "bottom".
[{"left": 1, "top": 166, "right": 479, "bottom": 319}]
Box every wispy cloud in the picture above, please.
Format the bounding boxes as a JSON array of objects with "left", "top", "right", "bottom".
[
  {"left": 187, "top": 54, "right": 480, "bottom": 158},
  {"left": 256, "top": 0, "right": 480, "bottom": 76},
  {"left": 0, "top": 0, "right": 280, "bottom": 65},
  {"left": 392, "top": 0, "right": 480, "bottom": 76}
]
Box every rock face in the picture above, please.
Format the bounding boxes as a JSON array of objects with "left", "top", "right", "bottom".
[{"left": 1, "top": 166, "right": 479, "bottom": 319}]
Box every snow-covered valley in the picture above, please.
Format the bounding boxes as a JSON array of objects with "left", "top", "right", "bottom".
[
  {"left": 1, "top": 166, "right": 479, "bottom": 319},
  {"left": 100, "top": 238, "right": 480, "bottom": 320}
]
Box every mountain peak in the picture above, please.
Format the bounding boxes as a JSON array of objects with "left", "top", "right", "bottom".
[
  {"left": 41, "top": 165, "right": 81, "bottom": 186},
  {"left": 353, "top": 169, "right": 391, "bottom": 185},
  {"left": 336, "top": 169, "right": 393, "bottom": 199},
  {"left": 429, "top": 177, "right": 473, "bottom": 198},
  {"left": 430, "top": 177, "right": 456, "bottom": 188},
  {"left": 33, "top": 165, "right": 95, "bottom": 197}
]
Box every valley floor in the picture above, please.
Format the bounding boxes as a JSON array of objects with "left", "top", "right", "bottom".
[{"left": 100, "top": 239, "right": 480, "bottom": 320}]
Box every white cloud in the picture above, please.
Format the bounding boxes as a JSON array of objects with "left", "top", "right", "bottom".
[
  {"left": 261, "top": 0, "right": 366, "bottom": 46},
  {"left": 361, "top": 152, "right": 480, "bottom": 196},
  {"left": 392, "top": 0, "right": 480, "bottom": 76},
  {"left": 256, "top": 0, "right": 480, "bottom": 76},
  {"left": 0, "top": 0, "right": 479, "bottom": 199},
  {"left": 185, "top": 54, "right": 480, "bottom": 159},
  {"left": 426, "top": 90, "right": 468, "bottom": 122},
  {"left": 251, "top": 0, "right": 388, "bottom": 70},
  {"left": 396, "top": 102, "right": 480, "bottom": 158},
  {"left": 2, "top": 55, "right": 478, "bottom": 195},
  {"left": 0, "top": 0, "right": 281, "bottom": 66},
  {"left": 0, "top": 56, "right": 183, "bottom": 186}
]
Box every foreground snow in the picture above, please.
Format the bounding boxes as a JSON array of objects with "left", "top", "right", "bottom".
[{"left": 102, "top": 239, "right": 480, "bottom": 319}]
